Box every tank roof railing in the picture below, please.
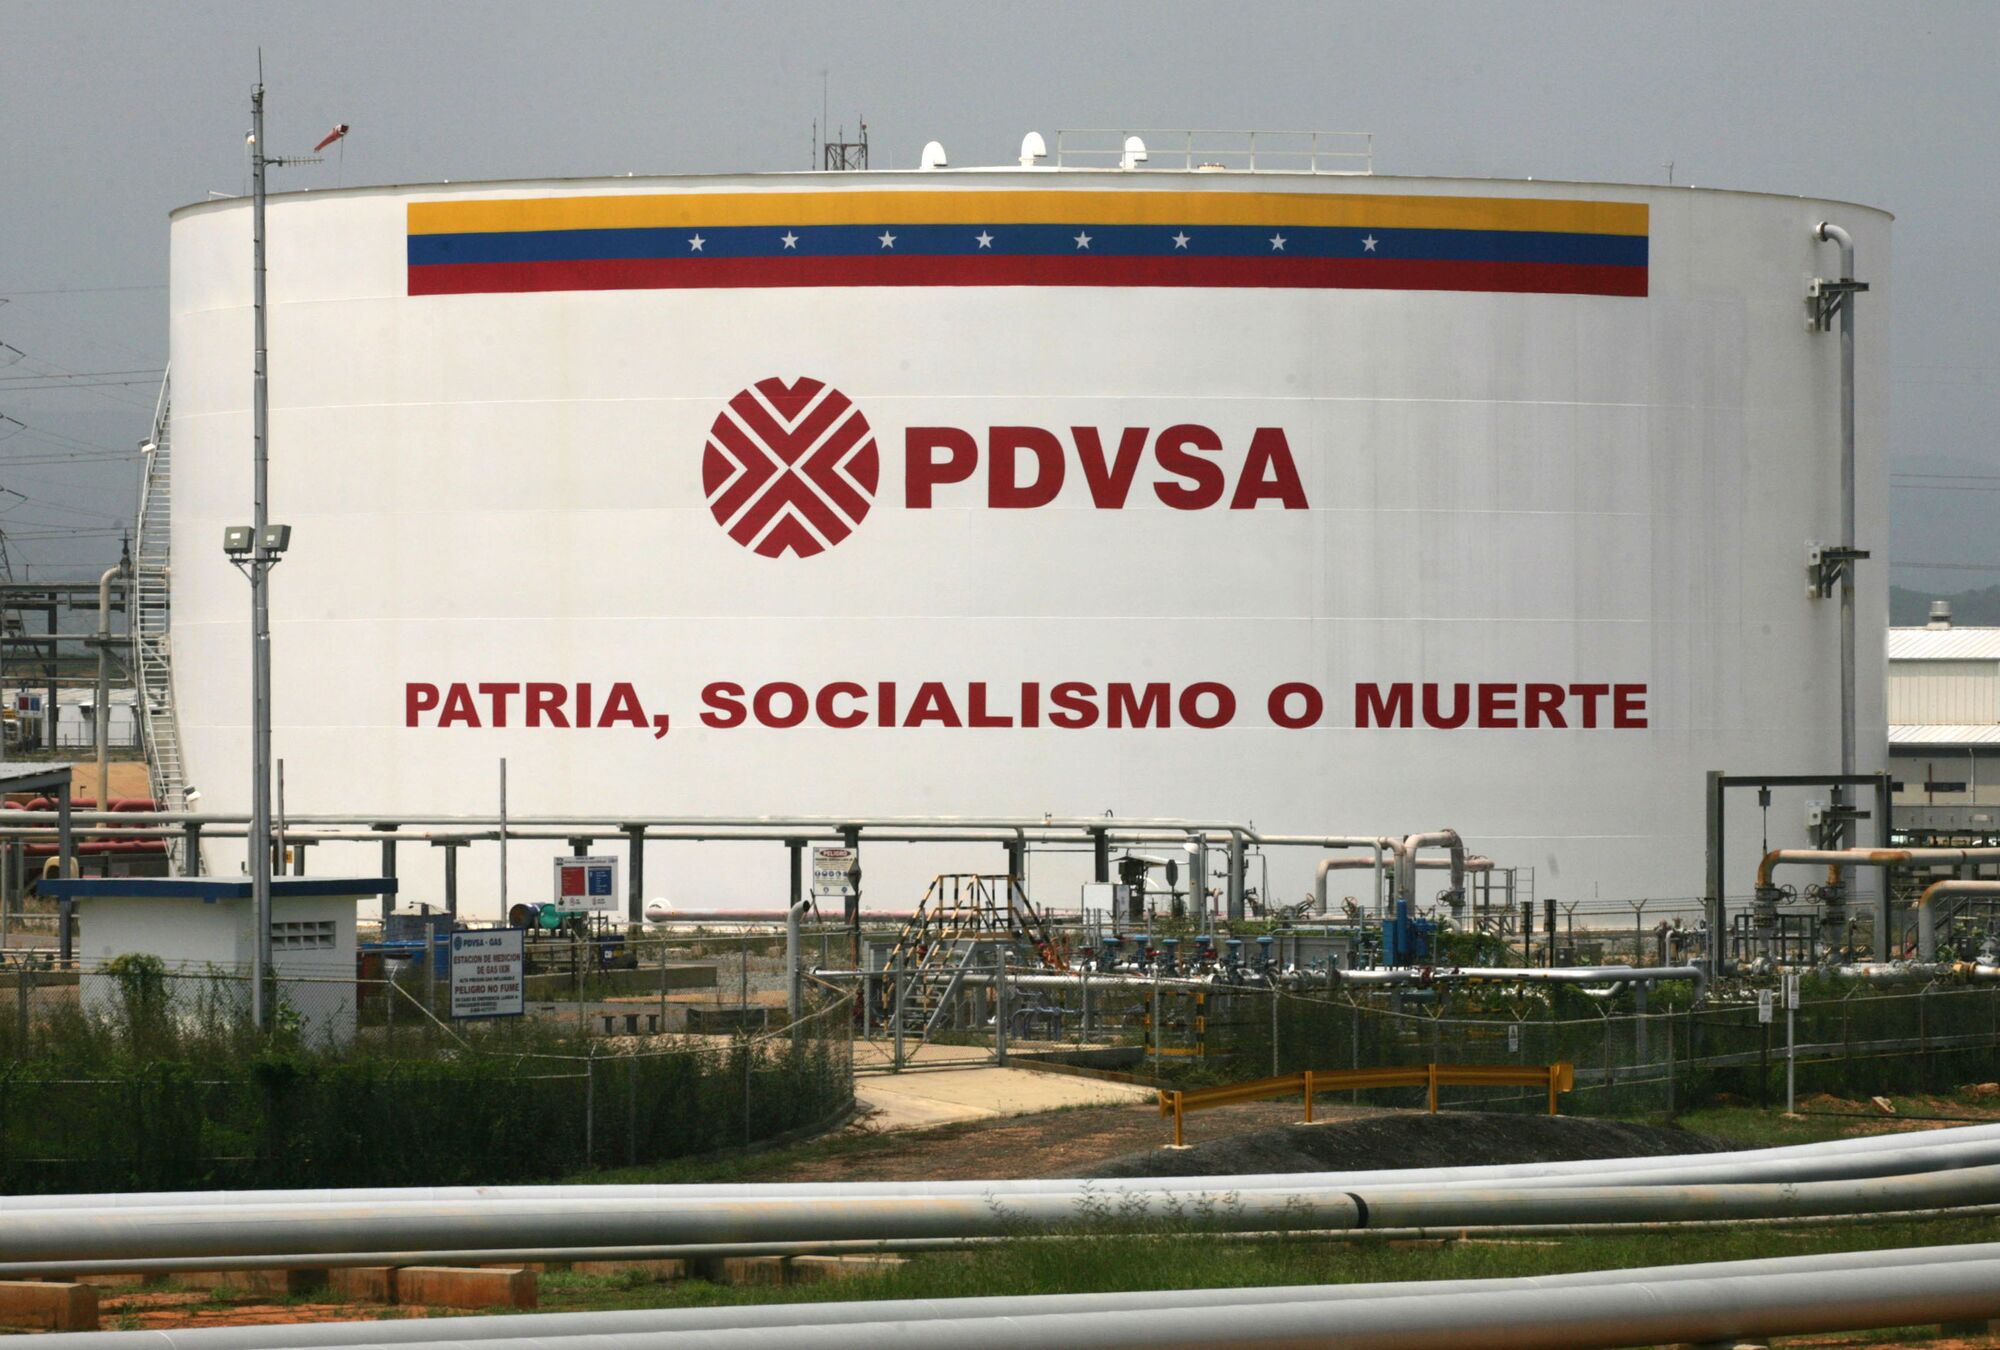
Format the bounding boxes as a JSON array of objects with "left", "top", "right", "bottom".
[{"left": 1050, "top": 129, "right": 1372, "bottom": 175}]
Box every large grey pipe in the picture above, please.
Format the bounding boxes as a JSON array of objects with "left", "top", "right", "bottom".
[
  {"left": 16, "top": 1164, "right": 2000, "bottom": 1271},
  {"left": 37, "top": 1259, "right": 2000, "bottom": 1350},
  {"left": 1397, "top": 829, "right": 1465, "bottom": 912},
  {"left": 95, "top": 556, "right": 130, "bottom": 811},
  {"left": 1917, "top": 878, "right": 2000, "bottom": 961},
  {"left": 23, "top": 1120, "right": 2000, "bottom": 1216},
  {"left": 39, "top": 1244, "right": 2000, "bottom": 1349}
]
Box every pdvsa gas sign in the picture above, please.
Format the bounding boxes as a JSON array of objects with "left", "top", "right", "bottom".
[{"left": 704, "top": 376, "right": 1306, "bottom": 558}]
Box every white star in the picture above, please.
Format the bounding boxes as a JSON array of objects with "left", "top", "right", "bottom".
[
  {"left": 878, "top": 230, "right": 897, "bottom": 249},
  {"left": 780, "top": 231, "right": 798, "bottom": 249},
  {"left": 1171, "top": 231, "right": 1191, "bottom": 249},
  {"left": 1073, "top": 230, "right": 1092, "bottom": 250},
  {"left": 1269, "top": 233, "right": 1287, "bottom": 251},
  {"left": 975, "top": 230, "right": 994, "bottom": 249},
  {"left": 1361, "top": 235, "right": 1378, "bottom": 252},
  {"left": 687, "top": 234, "right": 706, "bottom": 252}
]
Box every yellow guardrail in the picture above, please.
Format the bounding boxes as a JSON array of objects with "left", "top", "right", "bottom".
[{"left": 1157, "top": 1062, "right": 1575, "bottom": 1147}]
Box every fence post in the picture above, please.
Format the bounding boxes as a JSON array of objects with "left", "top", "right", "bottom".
[
  {"left": 743, "top": 1027, "right": 753, "bottom": 1148},
  {"left": 584, "top": 1052, "right": 595, "bottom": 1170},
  {"left": 996, "top": 955, "right": 1009, "bottom": 1067},
  {"left": 1351, "top": 1002, "right": 1361, "bottom": 1105},
  {"left": 1666, "top": 1010, "right": 1676, "bottom": 1116},
  {"left": 1173, "top": 1091, "right": 1185, "bottom": 1148},
  {"left": 1270, "top": 988, "right": 1280, "bottom": 1078},
  {"left": 1304, "top": 1070, "right": 1315, "bottom": 1124},
  {"left": 1149, "top": 967, "right": 1160, "bottom": 1076},
  {"left": 1760, "top": 1015, "right": 1770, "bottom": 1109},
  {"left": 892, "top": 949, "right": 905, "bottom": 1073},
  {"left": 627, "top": 1055, "right": 638, "bottom": 1167},
  {"left": 1426, "top": 1062, "right": 1439, "bottom": 1114},
  {"left": 1919, "top": 984, "right": 1931, "bottom": 1090}
]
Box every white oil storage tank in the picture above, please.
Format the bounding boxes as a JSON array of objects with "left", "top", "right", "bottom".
[{"left": 164, "top": 158, "right": 1890, "bottom": 917}]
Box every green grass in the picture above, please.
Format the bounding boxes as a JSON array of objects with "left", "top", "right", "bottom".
[{"left": 525, "top": 1215, "right": 2000, "bottom": 1316}]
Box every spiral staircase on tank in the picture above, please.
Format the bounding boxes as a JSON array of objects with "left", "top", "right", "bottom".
[{"left": 132, "top": 372, "right": 191, "bottom": 871}]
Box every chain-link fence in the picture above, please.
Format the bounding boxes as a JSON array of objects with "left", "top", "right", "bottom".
[
  {"left": 1219, "top": 980, "right": 2000, "bottom": 1115},
  {"left": 0, "top": 953, "right": 854, "bottom": 1195}
]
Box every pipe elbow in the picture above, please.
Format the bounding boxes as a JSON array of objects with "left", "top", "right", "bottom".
[
  {"left": 1815, "top": 221, "right": 1855, "bottom": 278},
  {"left": 1755, "top": 849, "right": 1786, "bottom": 889}
]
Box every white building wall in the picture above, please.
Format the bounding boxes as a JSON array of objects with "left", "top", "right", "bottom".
[
  {"left": 76, "top": 893, "right": 359, "bottom": 1044},
  {"left": 1888, "top": 660, "right": 2000, "bottom": 726}
]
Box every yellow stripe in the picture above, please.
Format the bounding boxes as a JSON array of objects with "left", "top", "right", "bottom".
[{"left": 409, "top": 191, "right": 1647, "bottom": 237}]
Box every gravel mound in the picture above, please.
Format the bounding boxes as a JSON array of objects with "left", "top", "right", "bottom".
[{"left": 1085, "top": 1111, "right": 1735, "bottom": 1179}]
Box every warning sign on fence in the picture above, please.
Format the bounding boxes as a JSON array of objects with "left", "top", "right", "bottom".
[{"left": 450, "top": 929, "right": 525, "bottom": 1020}]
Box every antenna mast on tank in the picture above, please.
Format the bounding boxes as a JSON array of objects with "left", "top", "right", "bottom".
[{"left": 824, "top": 118, "right": 868, "bottom": 171}]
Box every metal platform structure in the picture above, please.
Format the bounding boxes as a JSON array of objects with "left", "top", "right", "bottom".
[{"left": 876, "top": 872, "right": 1065, "bottom": 1042}]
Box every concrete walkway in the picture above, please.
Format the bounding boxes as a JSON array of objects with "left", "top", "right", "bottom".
[{"left": 854, "top": 1064, "right": 1154, "bottom": 1131}]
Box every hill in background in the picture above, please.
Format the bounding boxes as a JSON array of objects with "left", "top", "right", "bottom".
[{"left": 1891, "top": 584, "right": 2000, "bottom": 627}]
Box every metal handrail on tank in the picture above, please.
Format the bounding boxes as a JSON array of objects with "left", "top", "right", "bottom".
[
  {"left": 130, "top": 369, "right": 188, "bottom": 868},
  {"left": 1051, "top": 128, "right": 1372, "bottom": 174}
]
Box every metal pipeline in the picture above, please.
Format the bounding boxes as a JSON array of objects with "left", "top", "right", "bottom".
[
  {"left": 22, "top": 1264, "right": 2000, "bottom": 1350},
  {"left": 23, "top": 1125, "right": 2000, "bottom": 1220},
  {"left": 1756, "top": 846, "right": 2000, "bottom": 890},
  {"left": 94, "top": 554, "right": 130, "bottom": 808},
  {"left": 16, "top": 1164, "right": 2000, "bottom": 1272},
  {"left": 284, "top": 1261, "right": 2000, "bottom": 1350},
  {"left": 1308, "top": 837, "right": 1397, "bottom": 915},
  {"left": 1917, "top": 879, "right": 2000, "bottom": 962},
  {"left": 1315, "top": 851, "right": 1492, "bottom": 918},
  {"left": 36, "top": 1244, "right": 2000, "bottom": 1349},
  {"left": 1397, "top": 829, "right": 1466, "bottom": 913},
  {"left": 1755, "top": 846, "right": 2000, "bottom": 961}
]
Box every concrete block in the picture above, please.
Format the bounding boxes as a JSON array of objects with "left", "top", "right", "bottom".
[
  {"left": 177, "top": 1268, "right": 328, "bottom": 1296},
  {"left": 784, "top": 1255, "right": 905, "bottom": 1285},
  {"left": 0, "top": 1279, "right": 98, "bottom": 1331},
  {"left": 570, "top": 1259, "right": 686, "bottom": 1281},
  {"left": 395, "top": 1266, "right": 537, "bottom": 1310},
  {"left": 72, "top": 1273, "right": 145, "bottom": 1288},
  {"left": 688, "top": 1255, "right": 787, "bottom": 1286},
  {"left": 327, "top": 1267, "right": 396, "bottom": 1303}
]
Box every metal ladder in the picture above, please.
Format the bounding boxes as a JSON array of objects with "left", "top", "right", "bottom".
[{"left": 132, "top": 372, "right": 189, "bottom": 869}]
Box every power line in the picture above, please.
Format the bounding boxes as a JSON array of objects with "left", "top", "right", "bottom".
[{"left": 0, "top": 284, "right": 166, "bottom": 297}]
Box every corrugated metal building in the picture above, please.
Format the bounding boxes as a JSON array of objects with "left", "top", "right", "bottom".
[{"left": 1889, "top": 603, "right": 2000, "bottom": 819}]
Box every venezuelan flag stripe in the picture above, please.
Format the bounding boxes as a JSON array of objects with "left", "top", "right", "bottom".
[{"left": 406, "top": 191, "right": 1648, "bottom": 297}]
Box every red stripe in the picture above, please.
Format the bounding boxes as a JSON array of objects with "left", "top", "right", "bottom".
[{"left": 408, "top": 256, "right": 1648, "bottom": 297}]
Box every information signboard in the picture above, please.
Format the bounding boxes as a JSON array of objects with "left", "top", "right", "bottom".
[
  {"left": 812, "top": 847, "right": 857, "bottom": 898},
  {"left": 554, "top": 855, "right": 619, "bottom": 912},
  {"left": 449, "top": 928, "right": 525, "bottom": 1019}
]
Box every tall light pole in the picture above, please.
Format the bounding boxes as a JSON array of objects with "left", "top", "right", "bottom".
[{"left": 229, "top": 72, "right": 309, "bottom": 1030}]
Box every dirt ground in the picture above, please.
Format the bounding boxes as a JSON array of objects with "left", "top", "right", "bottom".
[
  {"left": 1085, "top": 1110, "right": 1734, "bottom": 1179},
  {"left": 773, "top": 1097, "right": 1371, "bottom": 1182}
]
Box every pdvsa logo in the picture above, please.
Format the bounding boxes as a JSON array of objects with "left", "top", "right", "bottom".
[
  {"left": 703, "top": 377, "right": 1308, "bottom": 558},
  {"left": 703, "top": 377, "right": 881, "bottom": 559}
]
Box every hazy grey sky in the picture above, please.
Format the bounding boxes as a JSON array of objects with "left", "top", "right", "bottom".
[{"left": 1, "top": 0, "right": 1994, "bottom": 582}]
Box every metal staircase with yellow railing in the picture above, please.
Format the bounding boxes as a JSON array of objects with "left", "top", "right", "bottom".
[
  {"left": 878, "top": 873, "right": 1066, "bottom": 1040},
  {"left": 132, "top": 372, "right": 190, "bottom": 870}
]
